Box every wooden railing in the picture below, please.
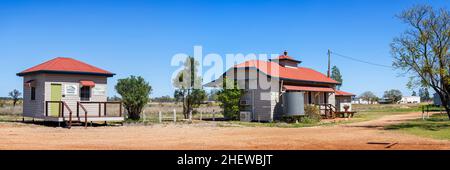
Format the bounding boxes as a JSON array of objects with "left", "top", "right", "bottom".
[
  {"left": 45, "top": 101, "right": 123, "bottom": 128},
  {"left": 77, "top": 101, "right": 123, "bottom": 118},
  {"left": 316, "top": 103, "right": 336, "bottom": 119},
  {"left": 45, "top": 101, "right": 73, "bottom": 118},
  {"left": 77, "top": 102, "right": 88, "bottom": 128},
  {"left": 45, "top": 101, "right": 74, "bottom": 128}
]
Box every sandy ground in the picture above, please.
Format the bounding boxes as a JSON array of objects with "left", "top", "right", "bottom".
[{"left": 0, "top": 112, "right": 449, "bottom": 150}]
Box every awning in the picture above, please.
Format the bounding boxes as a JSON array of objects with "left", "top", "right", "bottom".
[
  {"left": 80, "top": 80, "right": 95, "bottom": 87},
  {"left": 283, "top": 85, "right": 334, "bottom": 92},
  {"left": 335, "top": 90, "right": 356, "bottom": 96},
  {"left": 24, "top": 80, "right": 36, "bottom": 87}
]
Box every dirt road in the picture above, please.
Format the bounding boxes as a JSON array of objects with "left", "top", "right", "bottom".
[{"left": 0, "top": 112, "right": 449, "bottom": 150}]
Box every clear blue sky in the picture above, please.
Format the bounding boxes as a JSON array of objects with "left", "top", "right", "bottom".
[{"left": 0, "top": 0, "right": 448, "bottom": 98}]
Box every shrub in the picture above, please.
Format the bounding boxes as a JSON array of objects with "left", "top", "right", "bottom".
[
  {"left": 217, "top": 78, "right": 243, "bottom": 120},
  {"left": 304, "top": 105, "right": 321, "bottom": 121},
  {"left": 115, "top": 76, "right": 152, "bottom": 120}
]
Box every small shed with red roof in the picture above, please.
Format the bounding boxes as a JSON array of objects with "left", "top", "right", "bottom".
[
  {"left": 17, "top": 57, "right": 124, "bottom": 127},
  {"left": 205, "top": 51, "right": 356, "bottom": 122}
]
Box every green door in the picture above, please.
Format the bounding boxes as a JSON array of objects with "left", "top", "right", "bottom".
[{"left": 50, "top": 84, "right": 62, "bottom": 117}]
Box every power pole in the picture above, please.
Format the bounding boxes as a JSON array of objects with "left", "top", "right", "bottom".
[{"left": 327, "top": 49, "right": 331, "bottom": 78}]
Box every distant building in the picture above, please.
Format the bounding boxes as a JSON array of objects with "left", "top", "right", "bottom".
[
  {"left": 399, "top": 96, "right": 421, "bottom": 104},
  {"left": 378, "top": 98, "right": 393, "bottom": 104},
  {"left": 351, "top": 98, "right": 378, "bottom": 105}
]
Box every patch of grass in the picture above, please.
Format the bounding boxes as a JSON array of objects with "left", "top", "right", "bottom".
[
  {"left": 353, "top": 104, "right": 423, "bottom": 113},
  {"left": 217, "top": 120, "right": 321, "bottom": 128},
  {"left": 385, "top": 114, "right": 450, "bottom": 140},
  {"left": 0, "top": 114, "right": 21, "bottom": 123}
]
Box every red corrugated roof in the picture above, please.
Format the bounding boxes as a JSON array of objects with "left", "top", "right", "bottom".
[
  {"left": 335, "top": 90, "right": 356, "bottom": 96},
  {"left": 283, "top": 85, "right": 335, "bottom": 92},
  {"left": 271, "top": 55, "right": 301, "bottom": 63},
  {"left": 234, "top": 60, "right": 339, "bottom": 84},
  {"left": 276, "top": 55, "right": 295, "bottom": 60},
  {"left": 17, "top": 57, "right": 115, "bottom": 77}
]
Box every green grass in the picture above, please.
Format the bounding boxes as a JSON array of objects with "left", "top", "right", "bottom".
[
  {"left": 385, "top": 114, "right": 450, "bottom": 140},
  {"left": 217, "top": 120, "right": 322, "bottom": 128}
]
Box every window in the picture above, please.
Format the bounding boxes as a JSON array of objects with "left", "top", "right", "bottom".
[
  {"left": 80, "top": 86, "right": 91, "bottom": 101},
  {"left": 31, "top": 87, "right": 36, "bottom": 101}
]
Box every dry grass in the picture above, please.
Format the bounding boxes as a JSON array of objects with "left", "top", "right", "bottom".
[
  {"left": 139, "top": 102, "right": 223, "bottom": 122},
  {"left": 0, "top": 106, "right": 22, "bottom": 115}
]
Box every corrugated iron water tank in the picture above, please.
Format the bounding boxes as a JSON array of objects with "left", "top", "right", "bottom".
[{"left": 283, "top": 91, "right": 305, "bottom": 116}]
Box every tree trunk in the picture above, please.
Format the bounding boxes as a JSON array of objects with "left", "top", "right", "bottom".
[
  {"left": 127, "top": 107, "right": 141, "bottom": 120},
  {"left": 445, "top": 106, "right": 450, "bottom": 120},
  {"left": 435, "top": 90, "right": 450, "bottom": 120}
]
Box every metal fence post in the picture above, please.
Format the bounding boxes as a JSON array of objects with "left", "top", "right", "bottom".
[
  {"left": 200, "top": 111, "right": 203, "bottom": 121},
  {"left": 159, "top": 111, "right": 162, "bottom": 123},
  {"left": 189, "top": 110, "right": 192, "bottom": 121},
  {"left": 173, "top": 109, "right": 176, "bottom": 123},
  {"left": 142, "top": 113, "right": 146, "bottom": 123}
]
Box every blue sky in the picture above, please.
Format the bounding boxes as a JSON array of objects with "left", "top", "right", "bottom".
[{"left": 0, "top": 0, "right": 448, "bottom": 98}]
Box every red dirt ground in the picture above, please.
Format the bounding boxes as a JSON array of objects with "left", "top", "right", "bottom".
[{"left": 0, "top": 112, "right": 449, "bottom": 150}]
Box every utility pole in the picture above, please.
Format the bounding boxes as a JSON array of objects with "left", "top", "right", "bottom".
[{"left": 327, "top": 49, "right": 331, "bottom": 78}]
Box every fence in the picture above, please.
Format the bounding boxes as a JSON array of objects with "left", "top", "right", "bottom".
[
  {"left": 139, "top": 109, "right": 224, "bottom": 123},
  {"left": 421, "top": 104, "right": 446, "bottom": 120}
]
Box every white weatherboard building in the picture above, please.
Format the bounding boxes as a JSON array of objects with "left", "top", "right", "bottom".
[
  {"left": 17, "top": 57, "right": 124, "bottom": 127},
  {"left": 399, "top": 96, "right": 421, "bottom": 104},
  {"left": 206, "top": 51, "right": 356, "bottom": 122}
]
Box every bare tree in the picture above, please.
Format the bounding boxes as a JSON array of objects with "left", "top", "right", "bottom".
[
  {"left": 391, "top": 5, "right": 450, "bottom": 118},
  {"left": 8, "top": 89, "right": 22, "bottom": 108}
]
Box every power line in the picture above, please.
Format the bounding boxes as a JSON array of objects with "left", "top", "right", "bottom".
[{"left": 330, "top": 51, "right": 393, "bottom": 69}]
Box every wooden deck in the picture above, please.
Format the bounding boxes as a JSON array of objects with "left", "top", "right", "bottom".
[
  {"left": 42, "top": 101, "right": 124, "bottom": 128},
  {"left": 25, "top": 115, "right": 124, "bottom": 122}
]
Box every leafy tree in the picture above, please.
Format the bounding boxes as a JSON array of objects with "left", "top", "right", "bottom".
[
  {"left": 391, "top": 5, "right": 450, "bottom": 118},
  {"left": 419, "top": 88, "right": 431, "bottom": 101},
  {"left": 115, "top": 76, "right": 152, "bottom": 120},
  {"left": 383, "top": 89, "right": 403, "bottom": 104},
  {"left": 412, "top": 91, "right": 417, "bottom": 96},
  {"left": 8, "top": 89, "right": 21, "bottom": 107},
  {"left": 217, "top": 78, "right": 243, "bottom": 120},
  {"left": 359, "top": 91, "right": 378, "bottom": 104},
  {"left": 331, "top": 66, "right": 343, "bottom": 89},
  {"left": 173, "top": 57, "right": 207, "bottom": 119}
]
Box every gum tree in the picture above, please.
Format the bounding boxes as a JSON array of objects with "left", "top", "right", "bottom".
[
  {"left": 391, "top": 5, "right": 450, "bottom": 118},
  {"left": 173, "top": 57, "right": 207, "bottom": 119}
]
